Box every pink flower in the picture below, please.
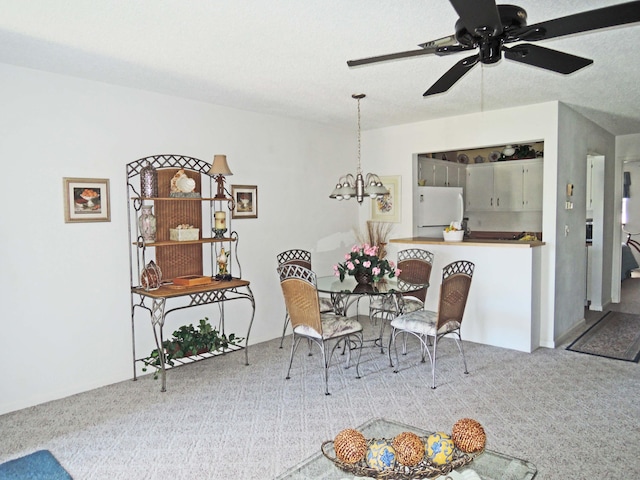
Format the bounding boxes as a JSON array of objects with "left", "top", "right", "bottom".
[
  {"left": 394, "top": 268, "right": 402, "bottom": 277},
  {"left": 334, "top": 270, "right": 341, "bottom": 277},
  {"left": 363, "top": 245, "right": 378, "bottom": 257},
  {"left": 351, "top": 245, "right": 360, "bottom": 253},
  {"left": 363, "top": 260, "right": 371, "bottom": 268},
  {"left": 346, "top": 261, "right": 355, "bottom": 271},
  {"left": 372, "top": 267, "right": 381, "bottom": 276},
  {"left": 344, "top": 253, "right": 351, "bottom": 260},
  {"left": 389, "top": 260, "right": 396, "bottom": 268}
]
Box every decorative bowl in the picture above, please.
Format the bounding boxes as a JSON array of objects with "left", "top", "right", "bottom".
[{"left": 443, "top": 230, "right": 464, "bottom": 242}]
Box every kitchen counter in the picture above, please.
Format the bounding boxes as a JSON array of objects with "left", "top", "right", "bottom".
[
  {"left": 391, "top": 236, "right": 545, "bottom": 248},
  {"left": 390, "top": 236, "right": 543, "bottom": 353}
]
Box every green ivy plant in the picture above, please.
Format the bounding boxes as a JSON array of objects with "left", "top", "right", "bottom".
[{"left": 141, "top": 317, "right": 243, "bottom": 379}]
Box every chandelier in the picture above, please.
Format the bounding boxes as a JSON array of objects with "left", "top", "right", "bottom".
[{"left": 330, "top": 94, "right": 388, "bottom": 204}]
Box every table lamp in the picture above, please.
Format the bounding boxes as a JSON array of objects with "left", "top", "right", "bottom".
[{"left": 208, "top": 154, "right": 233, "bottom": 199}]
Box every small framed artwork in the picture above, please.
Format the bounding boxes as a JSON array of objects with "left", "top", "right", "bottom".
[
  {"left": 371, "top": 175, "right": 401, "bottom": 223},
  {"left": 63, "top": 177, "right": 111, "bottom": 223},
  {"left": 231, "top": 185, "right": 258, "bottom": 219}
]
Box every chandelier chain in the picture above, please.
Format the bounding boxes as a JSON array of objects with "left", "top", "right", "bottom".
[{"left": 356, "top": 96, "right": 362, "bottom": 174}]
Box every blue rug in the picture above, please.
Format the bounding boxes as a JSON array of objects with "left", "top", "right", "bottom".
[{"left": 0, "top": 450, "right": 72, "bottom": 480}]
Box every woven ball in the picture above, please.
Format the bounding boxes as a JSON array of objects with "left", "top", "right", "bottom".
[
  {"left": 366, "top": 440, "right": 396, "bottom": 471},
  {"left": 334, "top": 428, "right": 367, "bottom": 464},
  {"left": 425, "top": 432, "right": 455, "bottom": 465},
  {"left": 451, "top": 418, "right": 486, "bottom": 453},
  {"left": 392, "top": 431, "right": 425, "bottom": 466}
]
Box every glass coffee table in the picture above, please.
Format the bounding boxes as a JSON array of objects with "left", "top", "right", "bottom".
[{"left": 274, "top": 417, "right": 536, "bottom": 479}]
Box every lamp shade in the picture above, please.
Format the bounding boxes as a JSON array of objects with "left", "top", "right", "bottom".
[
  {"left": 365, "top": 183, "right": 389, "bottom": 197},
  {"left": 208, "top": 154, "right": 233, "bottom": 176}
]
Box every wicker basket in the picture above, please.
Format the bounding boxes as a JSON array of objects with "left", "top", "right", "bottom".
[{"left": 321, "top": 437, "right": 482, "bottom": 479}]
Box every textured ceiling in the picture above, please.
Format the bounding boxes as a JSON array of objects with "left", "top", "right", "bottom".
[{"left": 1, "top": 0, "right": 640, "bottom": 134}]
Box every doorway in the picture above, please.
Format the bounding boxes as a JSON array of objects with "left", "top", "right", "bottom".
[{"left": 585, "top": 155, "right": 604, "bottom": 311}]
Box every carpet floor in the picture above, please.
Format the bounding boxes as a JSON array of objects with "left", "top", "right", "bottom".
[
  {"left": 567, "top": 311, "right": 640, "bottom": 362},
  {"left": 1, "top": 281, "right": 640, "bottom": 479}
]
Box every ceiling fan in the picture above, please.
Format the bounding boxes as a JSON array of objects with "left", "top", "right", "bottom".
[{"left": 347, "top": 0, "right": 640, "bottom": 96}]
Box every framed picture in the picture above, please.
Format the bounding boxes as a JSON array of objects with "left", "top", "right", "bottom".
[
  {"left": 231, "top": 185, "right": 258, "bottom": 219},
  {"left": 371, "top": 175, "right": 401, "bottom": 223},
  {"left": 63, "top": 177, "right": 111, "bottom": 223}
]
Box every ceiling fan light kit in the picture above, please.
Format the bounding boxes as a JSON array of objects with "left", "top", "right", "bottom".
[
  {"left": 347, "top": 1, "right": 640, "bottom": 97},
  {"left": 330, "top": 94, "right": 388, "bottom": 204}
]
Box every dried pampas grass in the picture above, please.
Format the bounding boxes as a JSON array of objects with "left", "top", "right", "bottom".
[{"left": 355, "top": 221, "right": 394, "bottom": 258}]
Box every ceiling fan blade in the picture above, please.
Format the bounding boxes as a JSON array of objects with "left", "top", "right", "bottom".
[
  {"left": 524, "top": 0, "right": 640, "bottom": 41},
  {"left": 449, "top": 0, "right": 502, "bottom": 36},
  {"left": 423, "top": 54, "right": 479, "bottom": 96},
  {"left": 504, "top": 44, "right": 593, "bottom": 74},
  {"left": 348, "top": 35, "right": 457, "bottom": 67}
]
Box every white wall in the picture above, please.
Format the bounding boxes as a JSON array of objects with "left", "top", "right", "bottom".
[
  {"left": 556, "top": 104, "right": 615, "bottom": 332},
  {"left": 360, "top": 102, "right": 560, "bottom": 348},
  {"left": 0, "top": 63, "right": 358, "bottom": 415}
]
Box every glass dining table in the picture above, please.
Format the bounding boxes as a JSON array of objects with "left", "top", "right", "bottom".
[
  {"left": 316, "top": 275, "right": 428, "bottom": 315},
  {"left": 315, "top": 275, "right": 428, "bottom": 351}
]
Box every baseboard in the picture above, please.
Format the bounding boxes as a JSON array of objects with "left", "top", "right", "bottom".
[{"left": 554, "top": 318, "right": 586, "bottom": 347}]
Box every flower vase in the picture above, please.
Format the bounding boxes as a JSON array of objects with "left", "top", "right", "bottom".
[
  {"left": 355, "top": 272, "right": 372, "bottom": 285},
  {"left": 138, "top": 205, "right": 157, "bottom": 243}
]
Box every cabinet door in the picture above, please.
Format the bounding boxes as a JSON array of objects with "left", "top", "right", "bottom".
[
  {"left": 522, "top": 160, "right": 543, "bottom": 211},
  {"left": 433, "top": 163, "right": 448, "bottom": 186},
  {"left": 493, "top": 163, "right": 523, "bottom": 211},
  {"left": 465, "top": 165, "right": 494, "bottom": 211},
  {"left": 447, "top": 163, "right": 465, "bottom": 187},
  {"left": 418, "top": 158, "right": 435, "bottom": 186}
]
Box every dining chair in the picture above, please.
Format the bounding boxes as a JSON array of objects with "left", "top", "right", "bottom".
[
  {"left": 277, "top": 249, "right": 333, "bottom": 348},
  {"left": 277, "top": 264, "right": 363, "bottom": 395},
  {"left": 390, "top": 260, "right": 474, "bottom": 389},
  {"left": 369, "top": 248, "right": 434, "bottom": 352}
]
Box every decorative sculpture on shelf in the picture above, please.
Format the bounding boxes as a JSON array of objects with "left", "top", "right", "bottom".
[
  {"left": 169, "top": 169, "right": 199, "bottom": 197},
  {"left": 216, "top": 248, "right": 231, "bottom": 280}
]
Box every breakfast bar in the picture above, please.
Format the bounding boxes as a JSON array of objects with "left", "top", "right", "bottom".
[{"left": 390, "top": 236, "right": 545, "bottom": 353}]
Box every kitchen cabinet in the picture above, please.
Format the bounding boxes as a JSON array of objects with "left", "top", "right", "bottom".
[
  {"left": 522, "top": 160, "right": 544, "bottom": 211},
  {"left": 418, "top": 157, "right": 464, "bottom": 187},
  {"left": 465, "top": 164, "right": 494, "bottom": 211},
  {"left": 466, "top": 159, "right": 543, "bottom": 212}
]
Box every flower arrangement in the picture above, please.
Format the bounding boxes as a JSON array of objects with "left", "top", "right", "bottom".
[
  {"left": 334, "top": 244, "right": 400, "bottom": 282},
  {"left": 444, "top": 221, "right": 462, "bottom": 232}
]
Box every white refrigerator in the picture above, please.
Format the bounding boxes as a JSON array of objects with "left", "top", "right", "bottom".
[{"left": 413, "top": 186, "right": 464, "bottom": 237}]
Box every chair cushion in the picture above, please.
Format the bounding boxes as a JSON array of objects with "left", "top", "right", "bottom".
[
  {"left": 319, "top": 296, "right": 334, "bottom": 313},
  {"left": 390, "top": 310, "right": 460, "bottom": 337},
  {"left": 370, "top": 296, "right": 423, "bottom": 314},
  {"left": 294, "top": 314, "right": 362, "bottom": 340},
  {"left": 402, "top": 297, "right": 424, "bottom": 313}
]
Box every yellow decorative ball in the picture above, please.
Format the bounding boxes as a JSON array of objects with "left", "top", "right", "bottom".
[
  {"left": 451, "top": 418, "right": 486, "bottom": 453},
  {"left": 426, "top": 432, "right": 455, "bottom": 465},
  {"left": 366, "top": 440, "right": 396, "bottom": 471},
  {"left": 392, "top": 432, "right": 425, "bottom": 466},
  {"left": 334, "top": 428, "right": 367, "bottom": 464}
]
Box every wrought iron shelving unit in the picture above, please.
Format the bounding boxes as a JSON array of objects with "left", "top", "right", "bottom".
[{"left": 126, "top": 154, "right": 255, "bottom": 391}]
